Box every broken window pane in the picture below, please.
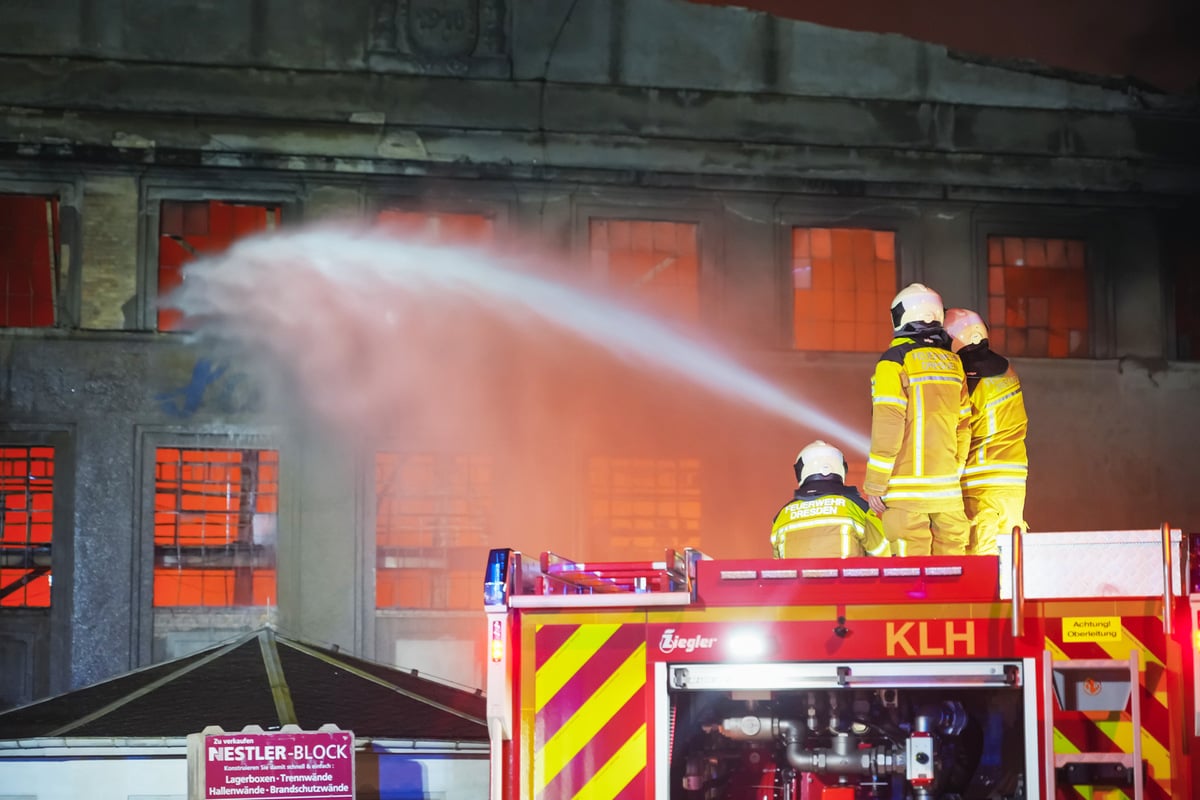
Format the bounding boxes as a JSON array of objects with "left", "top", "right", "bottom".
[
  {"left": 589, "top": 219, "right": 700, "bottom": 324},
  {"left": 157, "top": 200, "right": 281, "bottom": 331},
  {"left": 0, "top": 195, "right": 60, "bottom": 328}
]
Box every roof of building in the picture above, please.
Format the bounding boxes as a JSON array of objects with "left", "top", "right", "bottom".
[{"left": 0, "top": 627, "right": 487, "bottom": 741}]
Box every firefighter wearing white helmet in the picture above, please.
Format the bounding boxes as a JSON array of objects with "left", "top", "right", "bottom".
[
  {"left": 864, "top": 283, "right": 971, "bottom": 556},
  {"left": 889, "top": 282, "right": 945, "bottom": 330},
  {"left": 944, "top": 308, "right": 1029, "bottom": 555},
  {"left": 771, "top": 440, "right": 890, "bottom": 559}
]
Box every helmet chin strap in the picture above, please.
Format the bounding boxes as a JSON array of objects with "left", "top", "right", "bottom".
[{"left": 897, "top": 320, "right": 941, "bottom": 334}]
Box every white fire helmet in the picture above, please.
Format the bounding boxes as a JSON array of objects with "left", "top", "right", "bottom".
[
  {"left": 890, "top": 283, "right": 944, "bottom": 331},
  {"left": 943, "top": 308, "right": 989, "bottom": 353},
  {"left": 794, "top": 440, "right": 847, "bottom": 484}
]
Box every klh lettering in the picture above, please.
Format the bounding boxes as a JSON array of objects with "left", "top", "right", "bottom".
[{"left": 886, "top": 620, "right": 976, "bottom": 656}]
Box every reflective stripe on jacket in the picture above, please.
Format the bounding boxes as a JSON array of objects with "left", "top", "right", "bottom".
[
  {"left": 865, "top": 329, "right": 970, "bottom": 510},
  {"left": 771, "top": 482, "right": 890, "bottom": 558}
]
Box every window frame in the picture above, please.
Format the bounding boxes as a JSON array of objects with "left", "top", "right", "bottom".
[
  {"left": 972, "top": 212, "right": 1110, "bottom": 359},
  {"left": 369, "top": 449, "right": 495, "bottom": 615},
  {"left": 132, "top": 427, "right": 279, "bottom": 666},
  {"left": 572, "top": 195, "right": 721, "bottom": 327},
  {"left": 775, "top": 202, "right": 920, "bottom": 353},
  {"left": 0, "top": 444, "right": 54, "bottom": 609},
  {"left": 0, "top": 176, "right": 81, "bottom": 330},
  {"left": 137, "top": 180, "right": 301, "bottom": 332},
  {"left": 0, "top": 426, "right": 74, "bottom": 697}
]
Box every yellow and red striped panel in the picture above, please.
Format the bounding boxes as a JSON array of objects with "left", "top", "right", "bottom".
[
  {"left": 1045, "top": 614, "right": 1173, "bottom": 800},
  {"left": 533, "top": 622, "right": 648, "bottom": 800}
]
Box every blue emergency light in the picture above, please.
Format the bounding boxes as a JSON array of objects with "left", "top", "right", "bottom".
[{"left": 484, "top": 548, "right": 511, "bottom": 607}]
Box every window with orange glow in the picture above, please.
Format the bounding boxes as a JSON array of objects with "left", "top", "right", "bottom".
[
  {"left": 587, "top": 457, "right": 701, "bottom": 561},
  {"left": 986, "top": 235, "right": 1088, "bottom": 357},
  {"left": 589, "top": 219, "right": 700, "bottom": 323},
  {"left": 792, "top": 227, "right": 897, "bottom": 352},
  {"left": 375, "top": 452, "right": 492, "bottom": 610},
  {"left": 158, "top": 200, "right": 281, "bottom": 331},
  {"left": 153, "top": 448, "right": 278, "bottom": 607},
  {"left": 1, "top": 447, "right": 53, "bottom": 608},
  {"left": 0, "top": 194, "right": 60, "bottom": 328},
  {"left": 376, "top": 209, "right": 496, "bottom": 245}
]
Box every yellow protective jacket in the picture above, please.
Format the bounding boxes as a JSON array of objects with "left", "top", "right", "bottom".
[
  {"left": 865, "top": 327, "right": 970, "bottom": 510},
  {"left": 771, "top": 479, "right": 890, "bottom": 558},
  {"left": 958, "top": 345, "right": 1028, "bottom": 494}
]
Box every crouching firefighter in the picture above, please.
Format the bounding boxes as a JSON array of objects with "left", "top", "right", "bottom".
[{"left": 771, "top": 440, "right": 890, "bottom": 558}]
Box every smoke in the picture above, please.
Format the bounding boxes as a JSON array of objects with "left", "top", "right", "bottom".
[{"left": 172, "top": 224, "right": 868, "bottom": 559}]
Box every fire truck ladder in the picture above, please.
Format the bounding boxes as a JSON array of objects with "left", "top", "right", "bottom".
[
  {"left": 1022, "top": 522, "right": 1180, "bottom": 800},
  {"left": 1043, "top": 650, "right": 1143, "bottom": 800}
]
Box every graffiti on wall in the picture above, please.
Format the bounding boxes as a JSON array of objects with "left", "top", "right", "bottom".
[{"left": 156, "top": 357, "right": 261, "bottom": 419}]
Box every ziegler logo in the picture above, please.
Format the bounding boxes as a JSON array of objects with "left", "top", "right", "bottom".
[{"left": 659, "top": 628, "right": 718, "bottom": 654}]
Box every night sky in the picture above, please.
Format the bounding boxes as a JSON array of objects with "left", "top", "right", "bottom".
[{"left": 693, "top": 0, "right": 1200, "bottom": 93}]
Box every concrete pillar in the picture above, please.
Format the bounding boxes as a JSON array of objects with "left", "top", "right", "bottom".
[
  {"left": 69, "top": 420, "right": 136, "bottom": 688},
  {"left": 276, "top": 181, "right": 364, "bottom": 653},
  {"left": 1110, "top": 211, "right": 1164, "bottom": 359},
  {"left": 720, "top": 195, "right": 780, "bottom": 348},
  {"left": 917, "top": 206, "right": 974, "bottom": 309},
  {"left": 278, "top": 422, "right": 362, "bottom": 654}
]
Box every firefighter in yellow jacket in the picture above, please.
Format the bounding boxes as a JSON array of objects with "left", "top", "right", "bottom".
[
  {"left": 771, "top": 440, "right": 890, "bottom": 558},
  {"left": 944, "top": 308, "right": 1029, "bottom": 555},
  {"left": 864, "top": 283, "right": 971, "bottom": 555}
]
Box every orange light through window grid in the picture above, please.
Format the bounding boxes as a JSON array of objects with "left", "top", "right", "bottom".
[
  {"left": 153, "top": 448, "right": 278, "bottom": 607},
  {"left": 792, "top": 227, "right": 897, "bottom": 353},
  {"left": 589, "top": 219, "right": 701, "bottom": 323},
  {"left": 1, "top": 446, "right": 53, "bottom": 608},
  {"left": 375, "top": 452, "right": 492, "bottom": 610},
  {"left": 158, "top": 200, "right": 281, "bottom": 331},
  {"left": 0, "top": 194, "right": 60, "bottom": 328},
  {"left": 376, "top": 209, "right": 496, "bottom": 246},
  {"left": 987, "top": 236, "right": 1088, "bottom": 357},
  {"left": 588, "top": 457, "right": 702, "bottom": 561}
]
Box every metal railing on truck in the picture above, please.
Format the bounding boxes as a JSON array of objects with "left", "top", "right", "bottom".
[
  {"left": 483, "top": 547, "right": 708, "bottom": 609},
  {"left": 1002, "top": 522, "right": 1187, "bottom": 637}
]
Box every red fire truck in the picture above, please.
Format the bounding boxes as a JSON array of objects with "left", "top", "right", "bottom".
[{"left": 484, "top": 525, "right": 1199, "bottom": 800}]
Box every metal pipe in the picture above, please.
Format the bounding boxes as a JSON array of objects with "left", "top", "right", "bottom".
[
  {"left": 785, "top": 738, "right": 901, "bottom": 776},
  {"left": 1011, "top": 524, "right": 1024, "bottom": 639},
  {"left": 1162, "top": 521, "right": 1173, "bottom": 636}
]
